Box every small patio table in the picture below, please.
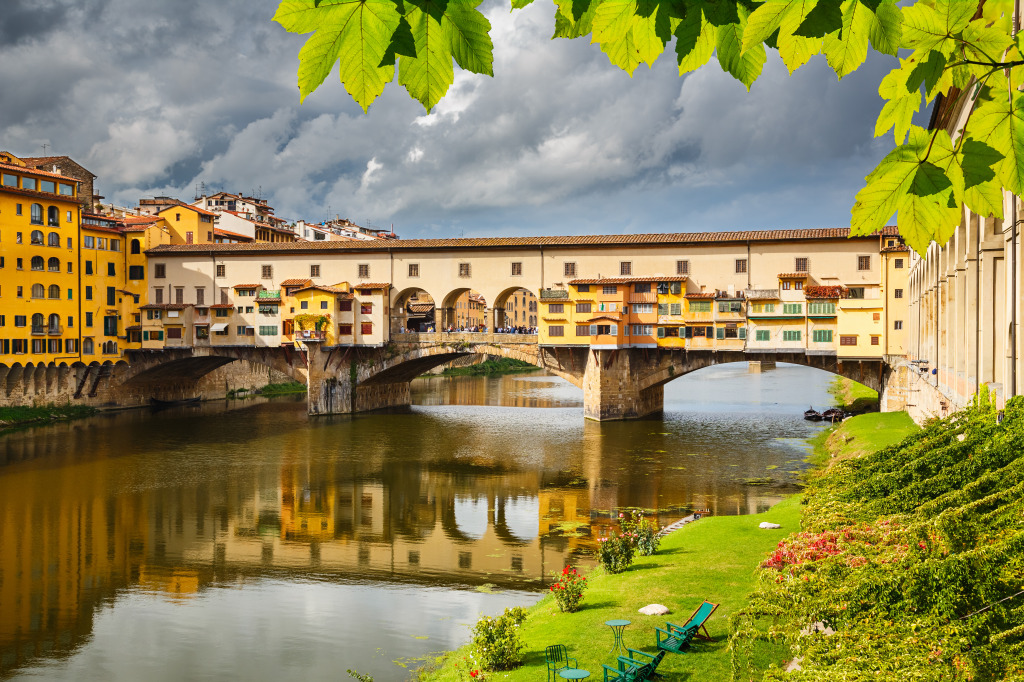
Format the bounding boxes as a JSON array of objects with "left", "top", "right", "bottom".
[
  {"left": 558, "top": 668, "right": 591, "bottom": 680},
  {"left": 605, "top": 619, "right": 631, "bottom": 656}
]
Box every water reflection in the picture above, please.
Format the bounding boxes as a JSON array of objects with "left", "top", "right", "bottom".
[{"left": 0, "top": 364, "right": 832, "bottom": 680}]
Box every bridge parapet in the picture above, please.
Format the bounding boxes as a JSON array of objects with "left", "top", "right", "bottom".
[{"left": 393, "top": 332, "right": 538, "bottom": 345}]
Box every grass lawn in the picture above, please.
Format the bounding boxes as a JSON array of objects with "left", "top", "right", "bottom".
[
  {"left": 828, "top": 377, "right": 879, "bottom": 412},
  {"left": 421, "top": 496, "right": 803, "bottom": 681},
  {"left": 0, "top": 403, "right": 97, "bottom": 427}
]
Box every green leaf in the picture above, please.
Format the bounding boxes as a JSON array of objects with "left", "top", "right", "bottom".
[
  {"left": 445, "top": 0, "right": 494, "bottom": 75},
  {"left": 776, "top": 1, "right": 821, "bottom": 73},
  {"left": 971, "top": 91, "right": 1024, "bottom": 196},
  {"left": 875, "top": 61, "right": 920, "bottom": 143},
  {"left": 553, "top": 0, "right": 597, "bottom": 38},
  {"left": 742, "top": 0, "right": 799, "bottom": 53},
  {"left": 822, "top": 0, "right": 871, "bottom": 80},
  {"left": 510, "top": 0, "right": 534, "bottom": 8},
  {"left": 866, "top": 0, "right": 901, "bottom": 56},
  {"left": 960, "top": 138, "right": 1005, "bottom": 219},
  {"left": 898, "top": 183, "right": 961, "bottom": 255},
  {"left": 674, "top": 5, "right": 717, "bottom": 74},
  {"left": 275, "top": 0, "right": 403, "bottom": 110},
  {"left": 398, "top": 0, "right": 455, "bottom": 112},
  {"left": 794, "top": 0, "right": 842, "bottom": 38},
  {"left": 600, "top": 27, "right": 644, "bottom": 74},
  {"left": 906, "top": 48, "right": 952, "bottom": 103},
  {"left": 923, "top": 128, "right": 964, "bottom": 205},
  {"left": 716, "top": 8, "right": 766, "bottom": 90},
  {"left": 900, "top": 1, "right": 968, "bottom": 56},
  {"left": 592, "top": 0, "right": 638, "bottom": 44},
  {"left": 962, "top": 20, "right": 1014, "bottom": 65},
  {"left": 379, "top": 16, "right": 417, "bottom": 67},
  {"left": 852, "top": 141, "right": 922, "bottom": 238},
  {"left": 632, "top": 0, "right": 677, "bottom": 68}
]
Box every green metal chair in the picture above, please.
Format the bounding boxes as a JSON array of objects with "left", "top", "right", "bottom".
[
  {"left": 546, "top": 644, "right": 578, "bottom": 682},
  {"left": 655, "top": 622, "right": 697, "bottom": 654},
  {"left": 665, "top": 600, "right": 719, "bottom": 641},
  {"left": 621, "top": 648, "right": 665, "bottom": 678},
  {"left": 602, "top": 655, "right": 649, "bottom": 682}
]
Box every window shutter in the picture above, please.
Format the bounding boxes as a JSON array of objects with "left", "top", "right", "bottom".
[
  {"left": 685, "top": 326, "right": 693, "bottom": 338},
  {"left": 716, "top": 327, "right": 725, "bottom": 339},
  {"left": 589, "top": 324, "right": 597, "bottom": 336},
  {"left": 670, "top": 282, "right": 681, "bottom": 295},
  {"left": 739, "top": 327, "right": 746, "bottom": 339},
  {"left": 706, "top": 326, "right": 713, "bottom": 337},
  {"left": 657, "top": 327, "right": 665, "bottom": 338},
  {"left": 658, "top": 303, "right": 669, "bottom": 316},
  {"left": 609, "top": 324, "right": 617, "bottom": 336},
  {"left": 670, "top": 303, "right": 681, "bottom": 316}
]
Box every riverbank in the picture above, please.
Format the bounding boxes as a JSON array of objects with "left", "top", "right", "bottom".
[
  {"left": 227, "top": 381, "right": 307, "bottom": 398},
  {"left": 0, "top": 403, "right": 98, "bottom": 430},
  {"left": 418, "top": 497, "right": 803, "bottom": 681},
  {"left": 439, "top": 358, "right": 541, "bottom": 377},
  {"left": 828, "top": 376, "right": 878, "bottom": 412}
]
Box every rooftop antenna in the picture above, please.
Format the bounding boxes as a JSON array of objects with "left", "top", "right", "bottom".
[{"left": 40, "top": 143, "right": 49, "bottom": 155}]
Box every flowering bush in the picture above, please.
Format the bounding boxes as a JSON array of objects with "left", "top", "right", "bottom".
[
  {"left": 470, "top": 606, "right": 527, "bottom": 671},
  {"left": 620, "top": 509, "right": 661, "bottom": 556},
  {"left": 549, "top": 565, "right": 588, "bottom": 612},
  {"left": 596, "top": 532, "right": 635, "bottom": 573}
]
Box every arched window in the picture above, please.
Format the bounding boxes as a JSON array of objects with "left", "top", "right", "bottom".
[
  {"left": 102, "top": 341, "right": 117, "bottom": 355},
  {"left": 48, "top": 284, "right": 60, "bottom": 299},
  {"left": 30, "top": 203, "right": 43, "bottom": 225},
  {"left": 131, "top": 239, "right": 141, "bottom": 254},
  {"left": 48, "top": 313, "right": 60, "bottom": 330},
  {"left": 30, "top": 230, "right": 44, "bottom": 245},
  {"left": 47, "top": 257, "right": 60, "bottom": 272},
  {"left": 48, "top": 232, "right": 59, "bottom": 247},
  {"left": 31, "top": 313, "right": 44, "bottom": 329},
  {"left": 47, "top": 206, "right": 59, "bottom": 226},
  {"left": 83, "top": 338, "right": 94, "bottom": 355},
  {"left": 31, "top": 256, "right": 44, "bottom": 270},
  {"left": 31, "top": 283, "right": 45, "bottom": 298}
]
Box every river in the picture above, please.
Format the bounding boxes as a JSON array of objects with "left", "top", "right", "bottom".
[{"left": 0, "top": 363, "right": 834, "bottom": 681}]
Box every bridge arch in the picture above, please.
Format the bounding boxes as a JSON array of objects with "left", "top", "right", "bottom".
[
  {"left": 487, "top": 286, "right": 538, "bottom": 330},
  {"left": 393, "top": 286, "right": 438, "bottom": 333},
  {"left": 120, "top": 348, "right": 306, "bottom": 389},
  {"left": 437, "top": 287, "right": 487, "bottom": 331}
]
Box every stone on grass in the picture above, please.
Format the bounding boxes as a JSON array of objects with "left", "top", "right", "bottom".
[
  {"left": 638, "top": 604, "right": 670, "bottom": 616},
  {"left": 759, "top": 522, "right": 782, "bottom": 529}
]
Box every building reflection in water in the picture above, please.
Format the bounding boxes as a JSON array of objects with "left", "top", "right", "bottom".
[{"left": 0, "top": 384, "right": 802, "bottom": 676}]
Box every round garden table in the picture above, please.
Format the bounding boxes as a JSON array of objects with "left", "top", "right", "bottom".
[
  {"left": 604, "top": 619, "right": 631, "bottom": 656},
  {"left": 558, "top": 668, "right": 591, "bottom": 680}
]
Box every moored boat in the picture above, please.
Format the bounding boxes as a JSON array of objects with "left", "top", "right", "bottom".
[{"left": 803, "top": 408, "right": 822, "bottom": 421}]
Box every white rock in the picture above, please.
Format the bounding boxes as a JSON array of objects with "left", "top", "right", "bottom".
[
  {"left": 759, "top": 522, "right": 782, "bottom": 529},
  {"left": 638, "top": 604, "right": 670, "bottom": 616}
]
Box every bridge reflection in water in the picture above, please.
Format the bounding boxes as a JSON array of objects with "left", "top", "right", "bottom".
[{"left": 0, "top": 368, "right": 818, "bottom": 677}]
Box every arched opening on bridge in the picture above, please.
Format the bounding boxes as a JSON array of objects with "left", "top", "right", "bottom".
[
  {"left": 492, "top": 286, "right": 539, "bottom": 332},
  {"left": 438, "top": 288, "right": 488, "bottom": 332},
  {"left": 392, "top": 287, "right": 437, "bottom": 334}
]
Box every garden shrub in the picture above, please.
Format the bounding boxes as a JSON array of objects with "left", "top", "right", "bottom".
[
  {"left": 596, "top": 533, "right": 634, "bottom": 573},
  {"left": 620, "top": 509, "right": 661, "bottom": 556},
  {"left": 549, "top": 565, "right": 587, "bottom": 612},
  {"left": 470, "top": 607, "right": 527, "bottom": 671}
]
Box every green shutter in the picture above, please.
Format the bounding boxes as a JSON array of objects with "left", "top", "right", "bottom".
[
  {"left": 143, "top": 331, "right": 149, "bottom": 341},
  {"left": 716, "top": 327, "right": 725, "bottom": 339},
  {"left": 658, "top": 303, "right": 669, "bottom": 316},
  {"left": 670, "top": 303, "right": 681, "bottom": 316},
  {"left": 657, "top": 327, "right": 665, "bottom": 338},
  {"left": 739, "top": 327, "right": 746, "bottom": 339}
]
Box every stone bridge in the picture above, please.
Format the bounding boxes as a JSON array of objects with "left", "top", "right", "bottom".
[{"left": 0, "top": 335, "right": 889, "bottom": 419}]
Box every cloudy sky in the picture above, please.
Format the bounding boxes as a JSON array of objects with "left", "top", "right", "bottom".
[{"left": 0, "top": 0, "right": 918, "bottom": 239}]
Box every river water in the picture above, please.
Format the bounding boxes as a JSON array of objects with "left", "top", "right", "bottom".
[{"left": 0, "top": 363, "right": 833, "bottom": 681}]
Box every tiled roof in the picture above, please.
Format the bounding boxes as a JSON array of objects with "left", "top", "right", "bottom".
[
  {"left": 584, "top": 315, "right": 623, "bottom": 323},
  {"left": 684, "top": 293, "right": 716, "bottom": 299},
  {"left": 209, "top": 303, "right": 235, "bottom": 309},
  {"left": 257, "top": 297, "right": 281, "bottom": 304},
  {"left": 0, "top": 160, "right": 81, "bottom": 182},
  {"left": 881, "top": 245, "right": 910, "bottom": 252},
  {"left": 215, "top": 228, "right": 254, "bottom": 241},
  {"left": 156, "top": 201, "right": 219, "bottom": 218},
  {"left": 123, "top": 215, "right": 160, "bottom": 224},
  {"left": 778, "top": 272, "right": 809, "bottom": 279},
  {"left": 146, "top": 226, "right": 901, "bottom": 255},
  {"left": 233, "top": 283, "right": 259, "bottom": 289},
  {"left": 82, "top": 224, "right": 122, "bottom": 235},
  {"left": 124, "top": 325, "right": 142, "bottom": 331},
  {"left": 293, "top": 284, "right": 347, "bottom": 294},
  {"left": 407, "top": 302, "right": 435, "bottom": 313},
  {"left": 139, "top": 303, "right": 192, "bottom": 310},
  {"left": 121, "top": 225, "right": 150, "bottom": 232},
  {"left": 569, "top": 275, "right": 688, "bottom": 284},
  {"left": 352, "top": 282, "right": 391, "bottom": 290},
  {"left": 744, "top": 289, "right": 780, "bottom": 299},
  {"left": 279, "top": 278, "right": 312, "bottom": 287},
  {"left": 540, "top": 288, "right": 569, "bottom": 300}
]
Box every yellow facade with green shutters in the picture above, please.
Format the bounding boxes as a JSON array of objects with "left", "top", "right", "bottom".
[{"left": 0, "top": 158, "right": 83, "bottom": 364}]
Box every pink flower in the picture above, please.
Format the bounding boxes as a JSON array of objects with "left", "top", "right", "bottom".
[{"left": 619, "top": 512, "right": 625, "bottom": 518}]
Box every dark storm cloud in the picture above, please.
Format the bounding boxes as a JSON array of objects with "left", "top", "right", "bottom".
[{"left": 0, "top": 0, "right": 906, "bottom": 237}]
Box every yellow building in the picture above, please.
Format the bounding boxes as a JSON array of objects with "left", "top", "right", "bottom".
[
  {"left": 881, "top": 239, "right": 910, "bottom": 356},
  {"left": 156, "top": 203, "right": 217, "bottom": 245},
  {"left": 80, "top": 221, "right": 126, "bottom": 358},
  {"left": 0, "top": 154, "right": 83, "bottom": 363}
]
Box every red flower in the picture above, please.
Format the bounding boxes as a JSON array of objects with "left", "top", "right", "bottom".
[{"left": 470, "top": 670, "right": 479, "bottom": 678}]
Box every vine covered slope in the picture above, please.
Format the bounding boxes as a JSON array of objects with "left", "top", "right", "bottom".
[{"left": 732, "top": 393, "right": 1024, "bottom": 681}]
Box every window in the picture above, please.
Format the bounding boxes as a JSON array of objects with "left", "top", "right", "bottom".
[
  {"left": 795, "top": 281, "right": 803, "bottom": 290},
  {"left": 718, "top": 301, "right": 742, "bottom": 313},
  {"left": 808, "top": 301, "right": 835, "bottom": 315},
  {"left": 602, "top": 285, "right": 617, "bottom": 294},
  {"left": 795, "top": 257, "right": 808, "bottom": 272},
  {"left": 689, "top": 300, "right": 711, "bottom": 313},
  {"left": 783, "top": 303, "right": 803, "bottom": 315},
  {"left": 360, "top": 322, "right": 373, "bottom": 335},
  {"left": 67, "top": 261, "right": 72, "bottom": 273},
  {"left": 49, "top": 285, "right": 61, "bottom": 299},
  {"left": 782, "top": 280, "right": 791, "bottom": 290},
  {"left": 30, "top": 204, "right": 43, "bottom": 225},
  {"left": 548, "top": 325, "right": 565, "bottom": 337},
  {"left": 258, "top": 326, "right": 278, "bottom": 336},
  {"left": 154, "top": 263, "right": 166, "bottom": 279},
  {"left": 511, "top": 262, "right": 523, "bottom": 276},
  {"left": 261, "top": 265, "right": 273, "bottom": 279},
  {"left": 755, "top": 329, "right": 770, "bottom": 341},
  {"left": 83, "top": 235, "right": 94, "bottom": 248},
  {"left": 14, "top": 315, "right": 26, "bottom": 327},
  {"left": 31, "top": 283, "right": 44, "bottom": 298},
  {"left": 871, "top": 336, "right": 880, "bottom": 345},
  {"left": 577, "top": 284, "right": 590, "bottom": 293},
  {"left": 1, "top": 173, "right": 17, "bottom": 186},
  {"left": 309, "top": 264, "right": 320, "bottom": 278},
  {"left": 358, "top": 264, "right": 370, "bottom": 278},
  {"left": 48, "top": 232, "right": 59, "bottom": 247},
  {"left": 85, "top": 312, "right": 93, "bottom": 327},
  {"left": 677, "top": 260, "right": 689, "bottom": 275},
  {"left": 300, "top": 300, "right": 310, "bottom": 310},
  {"left": 320, "top": 301, "right": 328, "bottom": 310},
  {"left": 107, "top": 262, "right": 115, "bottom": 276},
  {"left": 67, "top": 237, "right": 72, "bottom": 249},
  {"left": 575, "top": 303, "right": 592, "bottom": 313},
  {"left": 858, "top": 255, "right": 871, "bottom": 270},
  {"left": 339, "top": 299, "right": 353, "bottom": 312},
  {"left": 575, "top": 325, "right": 590, "bottom": 336},
  {"left": 174, "top": 287, "right": 184, "bottom": 304},
  {"left": 895, "top": 258, "right": 904, "bottom": 269},
  {"left": 215, "top": 308, "right": 229, "bottom": 317},
  {"left": 633, "top": 282, "right": 651, "bottom": 294},
  {"left": 16, "top": 285, "right": 21, "bottom": 297},
  {"left": 30, "top": 230, "right": 43, "bottom": 245},
  {"left": 847, "top": 287, "right": 865, "bottom": 299},
  {"left": 31, "top": 256, "right": 44, "bottom": 271},
  {"left": 83, "top": 338, "right": 94, "bottom": 354},
  {"left": 46, "top": 206, "right": 59, "bottom": 226},
  {"left": 548, "top": 303, "right": 564, "bottom": 314},
  {"left": 216, "top": 263, "right": 225, "bottom": 277},
  {"left": 154, "top": 288, "right": 163, "bottom": 304},
  {"left": 894, "top": 320, "right": 904, "bottom": 330},
  {"left": 338, "top": 324, "right": 353, "bottom": 335},
  {"left": 894, "top": 288, "right": 904, "bottom": 299},
  {"left": 735, "top": 258, "right": 747, "bottom": 273},
  {"left": 840, "top": 335, "right": 858, "bottom": 346},
  {"left": 670, "top": 303, "right": 682, "bottom": 315},
  {"left": 783, "top": 330, "right": 802, "bottom": 341},
  {"left": 195, "top": 288, "right": 205, "bottom": 306},
  {"left": 458, "top": 263, "right": 471, "bottom": 277},
  {"left": 564, "top": 262, "right": 577, "bottom": 278},
  {"left": 360, "top": 302, "right": 373, "bottom": 314},
  {"left": 103, "top": 316, "right": 118, "bottom": 336},
  {"left": 408, "top": 263, "right": 419, "bottom": 277},
  {"left": 813, "top": 329, "right": 833, "bottom": 343},
  {"left": 106, "top": 287, "right": 116, "bottom": 305},
  {"left": 619, "top": 261, "right": 632, "bottom": 276},
  {"left": 631, "top": 324, "right": 653, "bottom": 336},
  {"left": 129, "top": 265, "right": 144, "bottom": 280}
]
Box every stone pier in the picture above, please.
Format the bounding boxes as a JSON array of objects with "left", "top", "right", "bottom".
[
  {"left": 748, "top": 360, "right": 777, "bottom": 373},
  {"left": 582, "top": 349, "right": 664, "bottom": 421}
]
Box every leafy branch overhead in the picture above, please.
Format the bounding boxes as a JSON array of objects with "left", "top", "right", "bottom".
[{"left": 276, "top": 0, "right": 1024, "bottom": 256}]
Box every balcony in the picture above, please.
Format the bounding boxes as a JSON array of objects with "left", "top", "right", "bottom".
[
  {"left": 629, "top": 293, "right": 657, "bottom": 304},
  {"left": 48, "top": 325, "right": 62, "bottom": 336},
  {"left": 31, "top": 326, "right": 46, "bottom": 336},
  {"left": 295, "top": 330, "right": 326, "bottom": 341}
]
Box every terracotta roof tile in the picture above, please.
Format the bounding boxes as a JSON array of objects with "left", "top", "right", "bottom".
[
  {"left": 684, "top": 293, "right": 716, "bottom": 299},
  {"left": 209, "top": 303, "right": 235, "bottom": 309},
  {"left": 233, "top": 284, "right": 259, "bottom": 289},
  {"left": 778, "top": 272, "right": 810, "bottom": 279},
  {"left": 0, "top": 160, "right": 81, "bottom": 182},
  {"left": 569, "top": 275, "right": 688, "bottom": 285},
  {"left": 145, "top": 226, "right": 901, "bottom": 255},
  {"left": 407, "top": 303, "right": 435, "bottom": 313},
  {"left": 139, "top": 303, "right": 192, "bottom": 310},
  {"left": 279, "top": 278, "right": 313, "bottom": 287},
  {"left": 293, "top": 284, "right": 347, "bottom": 294},
  {"left": 352, "top": 283, "right": 391, "bottom": 290},
  {"left": 123, "top": 215, "right": 160, "bottom": 224},
  {"left": 881, "top": 245, "right": 910, "bottom": 252}
]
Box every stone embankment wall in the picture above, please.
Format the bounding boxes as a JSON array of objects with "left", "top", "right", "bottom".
[{"left": 881, "top": 361, "right": 961, "bottom": 424}]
